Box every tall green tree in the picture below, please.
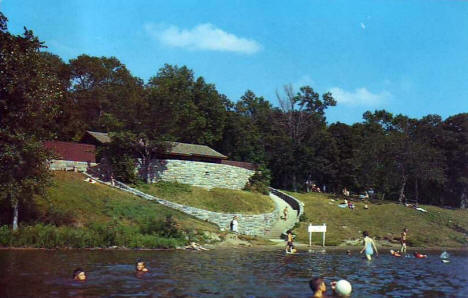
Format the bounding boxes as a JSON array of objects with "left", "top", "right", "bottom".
[{"left": 0, "top": 13, "right": 63, "bottom": 229}]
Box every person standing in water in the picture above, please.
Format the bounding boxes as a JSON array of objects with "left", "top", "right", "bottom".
[
  {"left": 400, "top": 228, "right": 408, "bottom": 253},
  {"left": 360, "top": 231, "right": 378, "bottom": 260},
  {"left": 285, "top": 230, "right": 295, "bottom": 253}
]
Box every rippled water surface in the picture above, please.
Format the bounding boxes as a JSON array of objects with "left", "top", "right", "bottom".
[{"left": 0, "top": 248, "right": 467, "bottom": 297}]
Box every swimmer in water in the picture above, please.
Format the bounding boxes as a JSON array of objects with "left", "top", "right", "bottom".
[
  {"left": 414, "top": 252, "right": 427, "bottom": 258},
  {"left": 72, "top": 268, "right": 86, "bottom": 281},
  {"left": 136, "top": 260, "right": 149, "bottom": 272},
  {"left": 390, "top": 249, "right": 401, "bottom": 257},
  {"left": 360, "top": 231, "right": 378, "bottom": 260},
  {"left": 310, "top": 277, "right": 350, "bottom": 297}
]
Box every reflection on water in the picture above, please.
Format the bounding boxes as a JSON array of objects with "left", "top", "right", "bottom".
[{"left": 0, "top": 248, "right": 467, "bottom": 297}]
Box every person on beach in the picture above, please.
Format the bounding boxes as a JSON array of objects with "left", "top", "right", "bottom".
[
  {"left": 185, "top": 242, "right": 209, "bottom": 251},
  {"left": 72, "top": 268, "right": 86, "bottom": 281},
  {"left": 400, "top": 228, "right": 408, "bottom": 253},
  {"left": 230, "top": 216, "right": 239, "bottom": 233},
  {"left": 360, "top": 231, "right": 378, "bottom": 260},
  {"left": 136, "top": 260, "right": 149, "bottom": 272},
  {"left": 283, "top": 207, "right": 288, "bottom": 221}
]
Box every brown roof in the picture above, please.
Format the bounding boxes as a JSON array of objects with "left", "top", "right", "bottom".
[
  {"left": 85, "top": 131, "right": 111, "bottom": 144},
  {"left": 167, "top": 142, "right": 227, "bottom": 159},
  {"left": 85, "top": 131, "right": 227, "bottom": 159}
]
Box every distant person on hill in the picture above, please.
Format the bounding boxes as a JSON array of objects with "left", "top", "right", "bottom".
[
  {"left": 360, "top": 231, "right": 378, "bottom": 260},
  {"left": 230, "top": 216, "right": 239, "bottom": 233},
  {"left": 72, "top": 268, "right": 86, "bottom": 281},
  {"left": 342, "top": 187, "right": 350, "bottom": 197},
  {"left": 400, "top": 228, "right": 408, "bottom": 253}
]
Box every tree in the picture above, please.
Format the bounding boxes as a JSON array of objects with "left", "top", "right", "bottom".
[
  {"left": 147, "top": 64, "right": 227, "bottom": 146},
  {"left": 273, "top": 85, "right": 336, "bottom": 190},
  {"left": 440, "top": 114, "right": 468, "bottom": 207},
  {"left": 0, "top": 13, "right": 63, "bottom": 229}
]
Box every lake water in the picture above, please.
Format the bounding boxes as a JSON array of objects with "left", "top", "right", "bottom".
[{"left": 0, "top": 248, "right": 467, "bottom": 297}]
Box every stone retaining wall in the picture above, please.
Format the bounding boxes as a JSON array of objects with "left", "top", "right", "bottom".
[
  {"left": 84, "top": 173, "right": 279, "bottom": 236},
  {"left": 49, "top": 160, "right": 97, "bottom": 172},
  {"left": 143, "top": 159, "right": 255, "bottom": 190}
]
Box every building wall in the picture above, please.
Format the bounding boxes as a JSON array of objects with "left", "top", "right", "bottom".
[
  {"left": 44, "top": 141, "right": 96, "bottom": 163},
  {"left": 49, "top": 160, "right": 97, "bottom": 172},
  {"left": 143, "top": 159, "right": 255, "bottom": 190}
]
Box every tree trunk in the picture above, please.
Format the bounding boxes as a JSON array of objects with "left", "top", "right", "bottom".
[
  {"left": 145, "top": 158, "right": 151, "bottom": 184},
  {"left": 398, "top": 175, "right": 407, "bottom": 204},
  {"left": 12, "top": 199, "right": 19, "bottom": 231},
  {"left": 460, "top": 187, "right": 467, "bottom": 209},
  {"left": 292, "top": 173, "right": 297, "bottom": 192},
  {"left": 414, "top": 179, "right": 419, "bottom": 205}
]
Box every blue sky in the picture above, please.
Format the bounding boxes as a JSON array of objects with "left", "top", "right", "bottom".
[{"left": 2, "top": 0, "right": 468, "bottom": 124}]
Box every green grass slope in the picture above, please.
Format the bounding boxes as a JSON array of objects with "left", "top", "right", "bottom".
[
  {"left": 40, "top": 172, "right": 218, "bottom": 231},
  {"left": 136, "top": 182, "right": 275, "bottom": 214},
  {"left": 0, "top": 172, "right": 219, "bottom": 248},
  {"left": 289, "top": 192, "right": 468, "bottom": 248}
]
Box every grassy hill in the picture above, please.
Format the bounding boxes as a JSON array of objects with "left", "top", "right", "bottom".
[
  {"left": 0, "top": 172, "right": 219, "bottom": 248},
  {"left": 135, "top": 182, "right": 275, "bottom": 214},
  {"left": 289, "top": 192, "right": 468, "bottom": 248}
]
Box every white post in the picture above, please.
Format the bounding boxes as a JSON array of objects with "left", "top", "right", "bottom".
[
  {"left": 322, "top": 223, "right": 326, "bottom": 247},
  {"left": 308, "top": 224, "right": 312, "bottom": 247}
]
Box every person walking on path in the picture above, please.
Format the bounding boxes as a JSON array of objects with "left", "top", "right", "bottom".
[
  {"left": 230, "top": 216, "right": 239, "bottom": 233},
  {"left": 282, "top": 207, "right": 288, "bottom": 221},
  {"left": 360, "top": 231, "right": 378, "bottom": 260}
]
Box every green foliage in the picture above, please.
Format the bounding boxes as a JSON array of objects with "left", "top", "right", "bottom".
[
  {"left": 244, "top": 166, "right": 271, "bottom": 195},
  {"left": 299, "top": 213, "right": 308, "bottom": 222},
  {"left": 0, "top": 223, "right": 185, "bottom": 249}
]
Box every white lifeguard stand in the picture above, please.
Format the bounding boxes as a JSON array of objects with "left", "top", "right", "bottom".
[{"left": 308, "top": 223, "right": 327, "bottom": 247}]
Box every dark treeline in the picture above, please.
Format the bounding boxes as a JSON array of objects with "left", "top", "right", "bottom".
[{"left": 1, "top": 11, "right": 467, "bottom": 231}]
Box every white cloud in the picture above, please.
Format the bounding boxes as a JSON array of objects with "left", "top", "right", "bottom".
[
  {"left": 145, "top": 23, "right": 261, "bottom": 54},
  {"left": 329, "top": 87, "right": 391, "bottom": 107},
  {"left": 360, "top": 22, "right": 366, "bottom": 30}
]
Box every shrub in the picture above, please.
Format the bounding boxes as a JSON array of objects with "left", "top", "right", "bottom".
[{"left": 244, "top": 166, "right": 271, "bottom": 195}]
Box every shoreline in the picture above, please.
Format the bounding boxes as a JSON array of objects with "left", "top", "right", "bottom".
[{"left": 1, "top": 242, "right": 466, "bottom": 252}]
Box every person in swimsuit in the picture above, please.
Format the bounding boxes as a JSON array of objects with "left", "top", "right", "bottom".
[
  {"left": 136, "top": 260, "right": 149, "bottom": 272},
  {"left": 72, "top": 268, "right": 86, "bottom": 281},
  {"left": 285, "top": 230, "right": 294, "bottom": 252},
  {"left": 390, "top": 249, "right": 401, "bottom": 257},
  {"left": 400, "top": 228, "right": 408, "bottom": 253},
  {"left": 360, "top": 231, "right": 378, "bottom": 260}
]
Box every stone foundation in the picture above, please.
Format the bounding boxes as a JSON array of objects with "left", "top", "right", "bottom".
[{"left": 49, "top": 159, "right": 97, "bottom": 172}]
